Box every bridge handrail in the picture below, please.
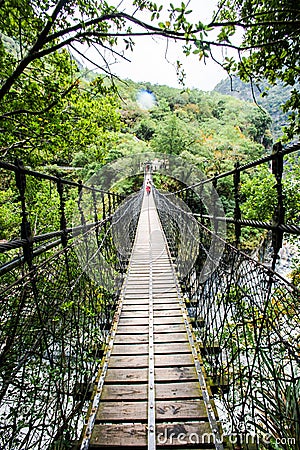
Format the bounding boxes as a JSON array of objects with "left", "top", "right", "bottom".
[
  {"left": 154, "top": 186, "right": 300, "bottom": 445},
  {"left": 163, "top": 140, "right": 300, "bottom": 195},
  {"left": 196, "top": 214, "right": 300, "bottom": 235},
  {"left": 157, "top": 140, "right": 299, "bottom": 269},
  {"left": 0, "top": 218, "right": 112, "bottom": 253},
  {"left": 0, "top": 160, "right": 123, "bottom": 198},
  {"left": 0, "top": 158, "right": 127, "bottom": 276}
]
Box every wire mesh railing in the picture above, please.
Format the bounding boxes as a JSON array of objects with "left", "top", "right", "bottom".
[
  {"left": 153, "top": 141, "right": 300, "bottom": 449},
  {"left": 168, "top": 141, "right": 300, "bottom": 268},
  {"left": 156, "top": 187, "right": 300, "bottom": 448},
  {"left": 187, "top": 225, "right": 300, "bottom": 449},
  {"left": 0, "top": 161, "right": 143, "bottom": 449}
]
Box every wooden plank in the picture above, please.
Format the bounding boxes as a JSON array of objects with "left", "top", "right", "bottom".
[
  {"left": 90, "top": 423, "right": 147, "bottom": 448},
  {"left": 120, "top": 310, "right": 149, "bottom": 317},
  {"left": 101, "top": 383, "right": 147, "bottom": 401},
  {"left": 127, "top": 272, "right": 150, "bottom": 276},
  {"left": 109, "top": 355, "right": 148, "bottom": 368},
  {"left": 155, "top": 342, "right": 191, "bottom": 354},
  {"left": 125, "top": 290, "right": 151, "bottom": 295},
  {"left": 153, "top": 300, "right": 179, "bottom": 306},
  {"left": 156, "top": 422, "right": 215, "bottom": 448},
  {"left": 105, "top": 368, "right": 148, "bottom": 383},
  {"left": 118, "top": 317, "right": 149, "bottom": 326},
  {"left": 154, "top": 324, "right": 186, "bottom": 333},
  {"left": 152, "top": 267, "right": 172, "bottom": 271},
  {"left": 151, "top": 264, "right": 170, "bottom": 267},
  {"left": 122, "top": 299, "right": 150, "bottom": 305},
  {"left": 154, "top": 332, "right": 187, "bottom": 343},
  {"left": 156, "top": 399, "right": 207, "bottom": 420},
  {"left": 152, "top": 282, "right": 176, "bottom": 287},
  {"left": 152, "top": 290, "right": 178, "bottom": 295},
  {"left": 155, "top": 381, "right": 202, "bottom": 399},
  {"left": 86, "top": 193, "right": 221, "bottom": 449},
  {"left": 124, "top": 294, "right": 149, "bottom": 299},
  {"left": 114, "top": 334, "right": 148, "bottom": 344},
  {"left": 155, "top": 366, "right": 198, "bottom": 382},
  {"left": 112, "top": 343, "right": 148, "bottom": 355},
  {"left": 154, "top": 309, "right": 182, "bottom": 317},
  {"left": 116, "top": 326, "right": 148, "bottom": 334},
  {"left": 153, "top": 316, "right": 184, "bottom": 325},
  {"left": 122, "top": 304, "right": 149, "bottom": 311},
  {"left": 126, "top": 281, "right": 149, "bottom": 287},
  {"left": 153, "top": 303, "right": 181, "bottom": 310},
  {"left": 126, "top": 277, "right": 149, "bottom": 281},
  {"left": 122, "top": 300, "right": 150, "bottom": 305},
  {"left": 155, "top": 353, "right": 194, "bottom": 367},
  {"left": 151, "top": 276, "right": 175, "bottom": 281},
  {"left": 152, "top": 277, "right": 175, "bottom": 282},
  {"left": 153, "top": 293, "right": 179, "bottom": 298},
  {"left": 153, "top": 297, "right": 179, "bottom": 302},
  {"left": 96, "top": 401, "right": 147, "bottom": 422}
]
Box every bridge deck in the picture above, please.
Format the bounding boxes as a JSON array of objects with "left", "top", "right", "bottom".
[{"left": 82, "top": 183, "right": 221, "bottom": 449}]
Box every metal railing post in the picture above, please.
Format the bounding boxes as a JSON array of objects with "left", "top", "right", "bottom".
[
  {"left": 233, "top": 162, "right": 241, "bottom": 246},
  {"left": 15, "top": 159, "right": 33, "bottom": 269},
  {"left": 212, "top": 174, "right": 218, "bottom": 233},
  {"left": 271, "top": 142, "right": 285, "bottom": 269},
  {"left": 57, "top": 177, "right": 68, "bottom": 248}
]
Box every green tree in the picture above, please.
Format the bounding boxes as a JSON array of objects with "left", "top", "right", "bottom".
[
  {"left": 1, "top": 0, "right": 299, "bottom": 144},
  {"left": 240, "top": 155, "right": 300, "bottom": 224},
  {"left": 151, "top": 113, "right": 195, "bottom": 155},
  {"left": 240, "top": 166, "right": 277, "bottom": 221},
  {"left": 213, "top": 0, "right": 300, "bottom": 139}
]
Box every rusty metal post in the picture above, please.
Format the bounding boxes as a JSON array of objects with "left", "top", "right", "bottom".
[
  {"left": 108, "top": 193, "right": 112, "bottom": 217},
  {"left": 77, "top": 180, "right": 87, "bottom": 228},
  {"left": 112, "top": 192, "right": 116, "bottom": 212},
  {"left": 233, "top": 162, "right": 241, "bottom": 246},
  {"left": 212, "top": 174, "right": 218, "bottom": 233},
  {"left": 271, "top": 142, "right": 285, "bottom": 270},
  {"left": 15, "top": 159, "right": 33, "bottom": 269},
  {"left": 91, "top": 185, "right": 100, "bottom": 247},
  {"left": 57, "top": 177, "right": 67, "bottom": 248}
]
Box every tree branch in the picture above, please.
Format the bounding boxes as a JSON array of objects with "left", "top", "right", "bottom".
[
  {"left": 0, "top": 79, "right": 79, "bottom": 119},
  {"left": 0, "top": 139, "right": 32, "bottom": 158},
  {"left": 1, "top": 4, "right": 299, "bottom": 104},
  {"left": 0, "top": 0, "right": 71, "bottom": 101},
  {"left": 210, "top": 19, "right": 300, "bottom": 29}
]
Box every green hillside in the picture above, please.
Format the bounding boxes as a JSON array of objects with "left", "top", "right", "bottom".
[
  {"left": 214, "top": 77, "right": 297, "bottom": 140},
  {"left": 94, "top": 77, "right": 273, "bottom": 174}
]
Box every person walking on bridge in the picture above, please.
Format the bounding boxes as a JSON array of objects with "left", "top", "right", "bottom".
[{"left": 146, "top": 182, "right": 151, "bottom": 195}]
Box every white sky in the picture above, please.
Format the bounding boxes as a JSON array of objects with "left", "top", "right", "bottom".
[
  {"left": 108, "top": 35, "right": 227, "bottom": 91},
  {"left": 77, "top": 0, "right": 237, "bottom": 91}
]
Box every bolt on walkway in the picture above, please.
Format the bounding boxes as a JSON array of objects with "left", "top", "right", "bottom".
[{"left": 81, "top": 181, "right": 222, "bottom": 449}]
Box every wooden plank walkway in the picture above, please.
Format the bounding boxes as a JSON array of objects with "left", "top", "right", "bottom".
[{"left": 80, "top": 179, "right": 222, "bottom": 450}]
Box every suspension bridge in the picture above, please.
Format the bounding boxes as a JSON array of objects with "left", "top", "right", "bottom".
[{"left": 0, "top": 142, "right": 300, "bottom": 450}]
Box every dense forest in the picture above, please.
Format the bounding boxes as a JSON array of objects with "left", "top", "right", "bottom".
[
  {"left": 1, "top": 65, "right": 300, "bottom": 262},
  {"left": 0, "top": 3, "right": 299, "bottom": 449},
  {"left": 214, "top": 77, "right": 300, "bottom": 141},
  {"left": 0, "top": 0, "right": 299, "bottom": 276}
]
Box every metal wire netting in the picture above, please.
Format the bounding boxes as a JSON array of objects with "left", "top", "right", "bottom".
[
  {"left": 0, "top": 194, "right": 143, "bottom": 449},
  {"left": 155, "top": 188, "right": 300, "bottom": 449}
]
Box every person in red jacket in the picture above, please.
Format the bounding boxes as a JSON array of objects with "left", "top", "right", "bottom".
[{"left": 146, "top": 183, "right": 151, "bottom": 195}]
